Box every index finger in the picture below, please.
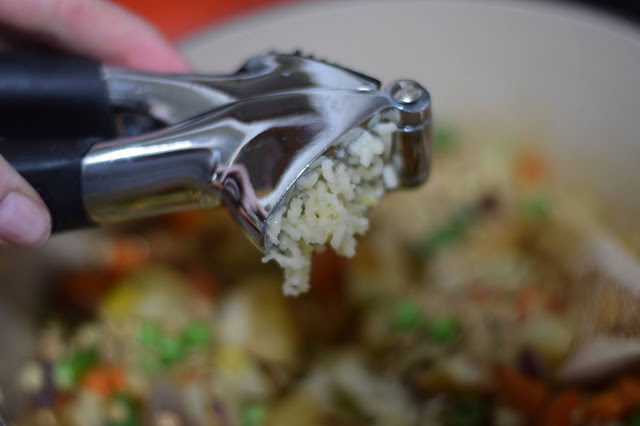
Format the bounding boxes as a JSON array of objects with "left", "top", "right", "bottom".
[{"left": 0, "top": 0, "right": 192, "bottom": 72}]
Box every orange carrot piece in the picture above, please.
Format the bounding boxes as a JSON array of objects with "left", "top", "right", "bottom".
[
  {"left": 493, "top": 364, "right": 548, "bottom": 416},
  {"left": 82, "top": 365, "right": 125, "bottom": 397},
  {"left": 82, "top": 369, "right": 110, "bottom": 396},
  {"left": 540, "top": 390, "right": 582, "bottom": 426},
  {"left": 516, "top": 152, "right": 547, "bottom": 185},
  {"left": 107, "top": 365, "right": 125, "bottom": 392},
  {"left": 107, "top": 237, "right": 149, "bottom": 274}
]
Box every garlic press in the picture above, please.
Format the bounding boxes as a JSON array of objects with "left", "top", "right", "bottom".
[{"left": 0, "top": 51, "right": 431, "bottom": 249}]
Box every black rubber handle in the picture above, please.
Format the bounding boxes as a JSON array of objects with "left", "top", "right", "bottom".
[
  {"left": 2, "top": 137, "right": 102, "bottom": 231},
  {"left": 0, "top": 50, "right": 116, "bottom": 232}
]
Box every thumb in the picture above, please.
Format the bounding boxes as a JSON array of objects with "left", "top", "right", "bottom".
[{"left": 0, "top": 155, "right": 51, "bottom": 246}]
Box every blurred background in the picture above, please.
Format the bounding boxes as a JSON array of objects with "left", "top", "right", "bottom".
[{"left": 113, "top": 0, "right": 640, "bottom": 43}]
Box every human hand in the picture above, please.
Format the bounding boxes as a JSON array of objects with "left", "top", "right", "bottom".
[{"left": 0, "top": 0, "right": 192, "bottom": 246}]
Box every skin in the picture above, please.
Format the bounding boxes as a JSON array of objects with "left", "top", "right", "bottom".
[{"left": 0, "top": 0, "right": 192, "bottom": 246}]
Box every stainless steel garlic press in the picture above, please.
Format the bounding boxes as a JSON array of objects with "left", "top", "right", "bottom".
[{"left": 0, "top": 51, "right": 431, "bottom": 249}]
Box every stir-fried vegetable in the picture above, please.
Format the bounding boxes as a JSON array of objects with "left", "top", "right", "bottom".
[{"left": 4, "top": 124, "right": 640, "bottom": 426}]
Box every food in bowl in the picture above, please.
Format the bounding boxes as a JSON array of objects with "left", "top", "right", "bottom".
[{"left": 4, "top": 124, "right": 640, "bottom": 426}]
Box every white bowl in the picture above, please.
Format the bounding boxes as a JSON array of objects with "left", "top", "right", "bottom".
[{"left": 182, "top": 0, "right": 640, "bottom": 216}]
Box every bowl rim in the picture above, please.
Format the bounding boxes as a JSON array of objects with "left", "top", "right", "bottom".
[{"left": 180, "top": 0, "right": 640, "bottom": 53}]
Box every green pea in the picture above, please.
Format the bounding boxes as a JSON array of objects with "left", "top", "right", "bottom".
[
  {"left": 519, "top": 195, "right": 550, "bottom": 220},
  {"left": 419, "top": 226, "right": 458, "bottom": 256},
  {"left": 393, "top": 300, "right": 423, "bottom": 331},
  {"left": 53, "top": 361, "right": 78, "bottom": 388},
  {"left": 241, "top": 403, "right": 266, "bottom": 426},
  {"left": 442, "top": 395, "right": 488, "bottom": 426},
  {"left": 158, "top": 337, "right": 184, "bottom": 364},
  {"left": 73, "top": 348, "right": 98, "bottom": 372},
  {"left": 53, "top": 348, "right": 98, "bottom": 387},
  {"left": 437, "top": 221, "right": 466, "bottom": 244},
  {"left": 138, "top": 322, "right": 162, "bottom": 348},
  {"left": 626, "top": 407, "right": 640, "bottom": 426},
  {"left": 418, "top": 209, "right": 476, "bottom": 257},
  {"left": 425, "top": 316, "right": 459, "bottom": 344},
  {"left": 182, "top": 321, "right": 212, "bottom": 348}
]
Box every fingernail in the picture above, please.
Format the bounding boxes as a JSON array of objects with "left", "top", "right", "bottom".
[{"left": 0, "top": 192, "right": 51, "bottom": 246}]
